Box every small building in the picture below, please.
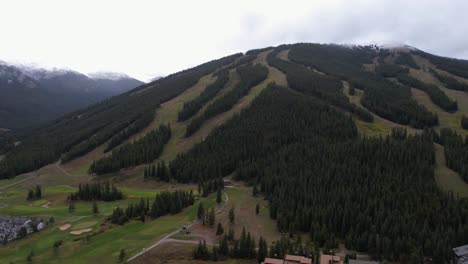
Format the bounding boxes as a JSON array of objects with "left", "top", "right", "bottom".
[
  {"left": 37, "top": 222, "right": 45, "bottom": 231},
  {"left": 320, "top": 255, "right": 343, "bottom": 264},
  {"left": 349, "top": 260, "right": 379, "bottom": 264},
  {"left": 285, "top": 254, "right": 313, "bottom": 264},
  {"left": 453, "top": 244, "right": 468, "bottom": 264},
  {"left": 263, "top": 255, "right": 312, "bottom": 264},
  {"left": 264, "top": 258, "right": 286, "bottom": 264},
  {"left": 223, "top": 179, "right": 232, "bottom": 187}
]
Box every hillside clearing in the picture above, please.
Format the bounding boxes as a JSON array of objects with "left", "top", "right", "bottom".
[
  {"left": 158, "top": 50, "right": 287, "bottom": 162},
  {"left": 277, "top": 49, "right": 290, "bottom": 61},
  {"left": 342, "top": 81, "right": 418, "bottom": 136},
  {"left": 434, "top": 143, "right": 468, "bottom": 198},
  {"left": 409, "top": 55, "right": 468, "bottom": 135}
]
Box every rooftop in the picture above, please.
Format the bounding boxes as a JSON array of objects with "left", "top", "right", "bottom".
[
  {"left": 349, "top": 259, "right": 380, "bottom": 264},
  {"left": 264, "top": 258, "right": 286, "bottom": 264},
  {"left": 454, "top": 245, "right": 468, "bottom": 257},
  {"left": 285, "top": 254, "right": 313, "bottom": 264},
  {"left": 320, "top": 254, "right": 343, "bottom": 264}
]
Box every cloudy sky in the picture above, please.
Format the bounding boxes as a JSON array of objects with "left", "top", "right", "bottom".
[{"left": 1, "top": 0, "right": 467, "bottom": 81}]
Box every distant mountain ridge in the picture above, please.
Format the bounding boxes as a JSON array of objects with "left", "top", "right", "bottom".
[{"left": 0, "top": 61, "right": 144, "bottom": 129}]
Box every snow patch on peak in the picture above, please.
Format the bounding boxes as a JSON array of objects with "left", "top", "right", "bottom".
[
  {"left": 87, "top": 71, "right": 131, "bottom": 81},
  {"left": 339, "top": 42, "right": 418, "bottom": 52},
  {"left": 379, "top": 42, "right": 417, "bottom": 51},
  {"left": 0, "top": 60, "right": 78, "bottom": 80}
]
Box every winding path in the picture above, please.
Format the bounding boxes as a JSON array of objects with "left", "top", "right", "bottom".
[
  {"left": 127, "top": 191, "right": 229, "bottom": 262},
  {"left": 127, "top": 219, "right": 201, "bottom": 262},
  {"left": 0, "top": 160, "right": 72, "bottom": 192},
  {"left": 55, "top": 160, "right": 73, "bottom": 178},
  {"left": 0, "top": 175, "right": 35, "bottom": 190}
]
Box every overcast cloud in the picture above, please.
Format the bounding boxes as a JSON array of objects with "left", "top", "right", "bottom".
[{"left": 1, "top": 0, "right": 466, "bottom": 81}]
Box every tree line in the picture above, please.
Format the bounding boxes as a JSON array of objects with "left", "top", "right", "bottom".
[
  {"left": 374, "top": 63, "right": 457, "bottom": 112},
  {"left": 394, "top": 53, "right": 420, "bottom": 69},
  {"left": 417, "top": 50, "right": 468, "bottom": 79},
  {"left": 438, "top": 128, "right": 468, "bottom": 183},
  {"left": 170, "top": 84, "right": 358, "bottom": 184},
  {"left": 89, "top": 124, "right": 171, "bottom": 175},
  {"left": 462, "top": 115, "right": 468, "bottom": 130},
  {"left": 169, "top": 84, "right": 468, "bottom": 263},
  {"left": 27, "top": 184, "right": 42, "bottom": 201},
  {"left": 395, "top": 71, "right": 457, "bottom": 112},
  {"left": 267, "top": 48, "right": 373, "bottom": 122},
  {"left": 430, "top": 68, "right": 468, "bottom": 92},
  {"left": 193, "top": 228, "right": 262, "bottom": 262},
  {"left": 178, "top": 69, "right": 230, "bottom": 122},
  {"left": 68, "top": 181, "right": 123, "bottom": 201},
  {"left": 194, "top": 230, "right": 320, "bottom": 263},
  {"left": 108, "top": 190, "right": 194, "bottom": 225},
  {"left": 144, "top": 161, "right": 171, "bottom": 181},
  {"left": 185, "top": 63, "right": 268, "bottom": 137},
  {"left": 104, "top": 108, "right": 155, "bottom": 153},
  {"left": 287, "top": 43, "right": 438, "bottom": 128}
]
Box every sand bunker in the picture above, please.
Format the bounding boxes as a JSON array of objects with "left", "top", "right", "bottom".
[
  {"left": 70, "top": 228, "right": 92, "bottom": 235},
  {"left": 59, "top": 224, "right": 71, "bottom": 231},
  {"left": 41, "top": 202, "right": 51, "bottom": 208}
]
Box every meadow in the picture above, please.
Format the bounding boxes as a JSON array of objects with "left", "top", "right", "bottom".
[{"left": 0, "top": 175, "right": 217, "bottom": 263}]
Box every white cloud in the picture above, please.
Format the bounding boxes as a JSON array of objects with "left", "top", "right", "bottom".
[{"left": 1, "top": 0, "right": 466, "bottom": 81}]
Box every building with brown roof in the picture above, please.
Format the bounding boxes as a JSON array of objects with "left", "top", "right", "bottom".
[
  {"left": 263, "top": 255, "right": 313, "bottom": 264},
  {"left": 285, "top": 254, "right": 313, "bottom": 264},
  {"left": 320, "top": 254, "right": 343, "bottom": 264},
  {"left": 264, "top": 258, "right": 286, "bottom": 264},
  {"left": 453, "top": 244, "right": 468, "bottom": 264},
  {"left": 348, "top": 259, "right": 379, "bottom": 264}
]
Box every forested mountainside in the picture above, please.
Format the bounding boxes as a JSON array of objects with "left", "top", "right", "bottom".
[
  {"left": 0, "top": 53, "right": 242, "bottom": 177},
  {"left": 0, "top": 63, "right": 143, "bottom": 129},
  {"left": 1, "top": 43, "right": 468, "bottom": 261}
]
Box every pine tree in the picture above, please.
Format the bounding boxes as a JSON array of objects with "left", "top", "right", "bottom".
[
  {"left": 17, "top": 226, "right": 28, "bottom": 239},
  {"left": 249, "top": 234, "right": 256, "bottom": 259},
  {"left": 119, "top": 249, "right": 126, "bottom": 262},
  {"left": 26, "top": 250, "right": 34, "bottom": 262},
  {"left": 92, "top": 202, "right": 99, "bottom": 214},
  {"left": 209, "top": 208, "right": 216, "bottom": 227},
  {"left": 253, "top": 184, "right": 258, "bottom": 196},
  {"left": 462, "top": 115, "right": 468, "bottom": 130},
  {"left": 228, "top": 227, "right": 235, "bottom": 241},
  {"left": 216, "top": 188, "right": 222, "bottom": 204},
  {"left": 35, "top": 184, "right": 42, "bottom": 199},
  {"left": 197, "top": 202, "right": 205, "bottom": 220},
  {"left": 212, "top": 246, "right": 219, "bottom": 261},
  {"left": 193, "top": 240, "right": 210, "bottom": 260},
  {"left": 240, "top": 227, "right": 247, "bottom": 258},
  {"left": 216, "top": 223, "right": 224, "bottom": 235},
  {"left": 258, "top": 236, "right": 268, "bottom": 263},
  {"left": 27, "top": 189, "right": 34, "bottom": 201},
  {"left": 219, "top": 235, "right": 229, "bottom": 256},
  {"left": 229, "top": 206, "right": 235, "bottom": 224}
]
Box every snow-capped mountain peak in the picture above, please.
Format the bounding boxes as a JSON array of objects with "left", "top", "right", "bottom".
[
  {"left": 378, "top": 42, "right": 417, "bottom": 51},
  {"left": 340, "top": 42, "right": 418, "bottom": 52},
  {"left": 87, "top": 71, "right": 131, "bottom": 81},
  {"left": 0, "top": 60, "right": 78, "bottom": 80}
]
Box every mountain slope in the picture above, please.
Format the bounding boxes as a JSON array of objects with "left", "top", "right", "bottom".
[
  {"left": 3, "top": 44, "right": 468, "bottom": 179},
  {"left": 0, "top": 62, "right": 143, "bottom": 129},
  {"left": 0, "top": 53, "right": 241, "bottom": 178},
  {"left": 1, "top": 43, "right": 468, "bottom": 262}
]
